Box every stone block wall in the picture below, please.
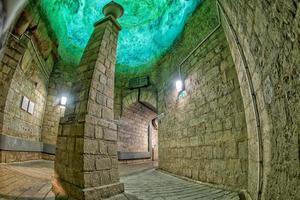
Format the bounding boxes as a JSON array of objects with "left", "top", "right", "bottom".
[
  {"left": 0, "top": 36, "right": 25, "bottom": 136},
  {"left": 118, "top": 102, "right": 156, "bottom": 153},
  {"left": 219, "top": 0, "right": 300, "bottom": 199},
  {"left": 0, "top": 34, "right": 54, "bottom": 162},
  {"left": 157, "top": 28, "right": 248, "bottom": 191},
  {"left": 53, "top": 17, "right": 124, "bottom": 199},
  {"left": 0, "top": 1, "right": 57, "bottom": 162},
  {"left": 2, "top": 39, "right": 50, "bottom": 141},
  {"left": 41, "top": 65, "right": 74, "bottom": 146}
]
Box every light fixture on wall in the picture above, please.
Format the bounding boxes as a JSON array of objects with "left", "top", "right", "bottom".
[
  {"left": 176, "top": 80, "right": 184, "bottom": 92},
  {"left": 175, "top": 62, "right": 187, "bottom": 98},
  {"left": 176, "top": 62, "right": 186, "bottom": 95},
  {"left": 60, "top": 96, "right": 67, "bottom": 106}
]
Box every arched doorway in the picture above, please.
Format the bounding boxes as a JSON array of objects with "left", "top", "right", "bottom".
[{"left": 117, "top": 101, "right": 158, "bottom": 163}]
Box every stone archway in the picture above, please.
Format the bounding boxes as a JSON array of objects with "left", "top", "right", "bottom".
[
  {"left": 117, "top": 91, "right": 158, "bottom": 162},
  {"left": 122, "top": 90, "right": 157, "bottom": 113},
  {"left": 217, "top": 1, "right": 273, "bottom": 199}
]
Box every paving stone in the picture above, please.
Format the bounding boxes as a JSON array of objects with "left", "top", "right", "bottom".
[
  {"left": 0, "top": 160, "right": 239, "bottom": 200},
  {"left": 121, "top": 168, "right": 239, "bottom": 200}
]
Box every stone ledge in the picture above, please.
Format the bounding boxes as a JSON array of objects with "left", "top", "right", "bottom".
[
  {"left": 0, "top": 134, "right": 42, "bottom": 152},
  {"left": 0, "top": 134, "right": 56, "bottom": 154},
  {"left": 118, "top": 151, "right": 151, "bottom": 160},
  {"left": 43, "top": 143, "right": 56, "bottom": 154}
]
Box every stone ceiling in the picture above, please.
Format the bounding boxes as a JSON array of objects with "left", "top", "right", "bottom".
[{"left": 40, "top": 0, "right": 201, "bottom": 67}]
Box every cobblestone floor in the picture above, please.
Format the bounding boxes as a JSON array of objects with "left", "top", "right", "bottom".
[{"left": 0, "top": 160, "right": 239, "bottom": 200}]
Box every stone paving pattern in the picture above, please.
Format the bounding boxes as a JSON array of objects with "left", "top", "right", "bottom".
[
  {"left": 0, "top": 160, "right": 55, "bottom": 200},
  {"left": 0, "top": 160, "right": 239, "bottom": 200},
  {"left": 122, "top": 169, "right": 239, "bottom": 200}
]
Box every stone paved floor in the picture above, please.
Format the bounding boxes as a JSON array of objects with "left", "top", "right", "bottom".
[
  {"left": 0, "top": 160, "right": 239, "bottom": 200},
  {"left": 0, "top": 160, "right": 55, "bottom": 200},
  {"left": 121, "top": 169, "right": 239, "bottom": 200}
]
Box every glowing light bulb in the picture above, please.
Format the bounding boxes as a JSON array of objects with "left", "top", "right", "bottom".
[
  {"left": 60, "top": 96, "right": 67, "bottom": 106},
  {"left": 176, "top": 80, "right": 183, "bottom": 92}
]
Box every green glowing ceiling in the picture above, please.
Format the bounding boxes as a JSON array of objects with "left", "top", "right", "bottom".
[{"left": 40, "top": 0, "right": 201, "bottom": 67}]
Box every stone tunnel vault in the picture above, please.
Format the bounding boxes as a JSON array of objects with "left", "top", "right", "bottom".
[
  {"left": 117, "top": 91, "right": 158, "bottom": 161},
  {"left": 1, "top": 1, "right": 299, "bottom": 200}
]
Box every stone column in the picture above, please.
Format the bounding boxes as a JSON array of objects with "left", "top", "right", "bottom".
[{"left": 53, "top": 2, "right": 124, "bottom": 199}]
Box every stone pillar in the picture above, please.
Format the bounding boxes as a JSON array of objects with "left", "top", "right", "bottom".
[{"left": 53, "top": 2, "right": 124, "bottom": 199}]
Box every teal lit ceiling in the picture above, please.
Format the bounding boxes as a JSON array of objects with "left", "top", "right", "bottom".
[{"left": 40, "top": 0, "right": 201, "bottom": 67}]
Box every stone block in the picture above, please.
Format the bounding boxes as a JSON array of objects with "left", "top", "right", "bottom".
[
  {"left": 84, "top": 123, "right": 95, "bottom": 138},
  {"left": 225, "top": 142, "right": 237, "bottom": 158},
  {"left": 75, "top": 138, "right": 84, "bottom": 153},
  {"left": 83, "top": 155, "right": 96, "bottom": 171},
  {"left": 99, "top": 140, "right": 108, "bottom": 155},
  {"left": 110, "top": 169, "right": 120, "bottom": 183},
  {"left": 56, "top": 137, "right": 67, "bottom": 150},
  {"left": 67, "top": 137, "right": 76, "bottom": 151},
  {"left": 95, "top": 157, "right": 111, "bottom": 170},
  {"left": 107, "top": 143, "right": 117, "bottom": 156},
  {"left": 96, "top": 92, "right": 107, "bottom": 106},
  {"left": 102, "top": 107, "right": 113, "bottom": 120},
  {"left": 84, "top": 139, "right": 98, "bottom": 154},
  {"left": 238, "top": 141, "right": 248, "bottom": 160},
  {"left": 84, "top": 172, "right": 99, "bottom": 187},
  {"left": 99, "top": 74, "right": 107, "bottom": 84},
  {"left": 104, "top": 129, "right": 117, "bottom": 141},
  {"left": 95, "top": 125, "right": 104, "bottom": 139}
]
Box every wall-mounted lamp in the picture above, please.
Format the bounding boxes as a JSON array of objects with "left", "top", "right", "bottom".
[
  {"left": 176, "top": 80, "right": 183, "bottom": 92},
  {"left": 60, "top": 96, "right": 67, "bottom": 106},
  {"left": 176, "top": 64, "right": 187, "bottom": 98},
  {"left": 176, "top": 79, "right": 187, "bottom": 98}
]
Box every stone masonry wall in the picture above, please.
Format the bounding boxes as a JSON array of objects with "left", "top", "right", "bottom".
[
  {"left": 220, "top": 0, "right": 300, "bottom": 199},
  {"left": 0, "top": 36, "right": 25, "bottom": 138},
  {"left": 0, "top": 1, "right": 57, "bottom": 162},
  {"left": 54, "top": 17, "right": 124, "bottom": 199},
  {"left": 118, "top": 102, "right": 156, "bottom": 153},
  {"left": 41, "top": 64, "right": 74, "bottom": 146},
  {"left": 0, "top": 33, "right": 53, "bottom": 142},
  {"left": 158, "top": 28, "right": 248, "bottom": 191},
  {"left": 2, "top": 41, "right": 50, "bottom": 141}
]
